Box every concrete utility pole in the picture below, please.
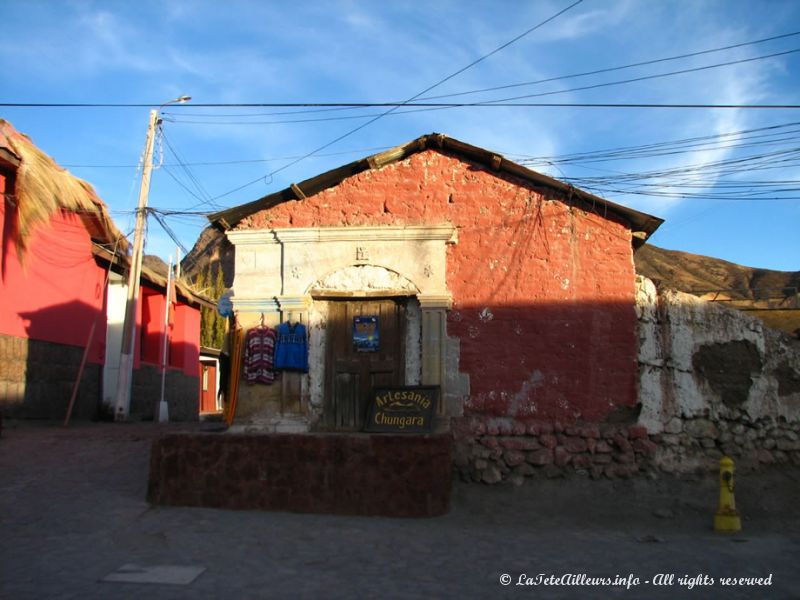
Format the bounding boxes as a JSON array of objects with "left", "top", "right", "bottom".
[{"left": 114, "top": 96, "right": 190, "bottom": 422}]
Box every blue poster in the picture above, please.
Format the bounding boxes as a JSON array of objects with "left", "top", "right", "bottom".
[{"left": 353, "top": 316, "right": 379, "bottom": 352}]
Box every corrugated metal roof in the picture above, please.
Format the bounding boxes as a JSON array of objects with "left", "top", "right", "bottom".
[{"left": 208, "top": 133, "right": 663, "bottom": 246}]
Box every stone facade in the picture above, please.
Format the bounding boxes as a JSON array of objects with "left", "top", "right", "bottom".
[
  {"left": 131, "top": 363, "right": 200, "bottom": 422},
  {"left": 0, "top": 334, "right": 100, "bottom": 420},
  {"left": 450, "top": 277, "right": 800, "bottom": 483},
  {"left": 0, "top": 333, "right": 199, "bottom": 421},
  {"left": 453, "top": 418, "right": 657, "bottom": 483},
  {"left": 636, "top": 276, "right": 800, "bottom": 473}
]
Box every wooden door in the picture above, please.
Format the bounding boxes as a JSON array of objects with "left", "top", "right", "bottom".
[{"left": 324, "top": 298, "right": 406, "bottom": 430}]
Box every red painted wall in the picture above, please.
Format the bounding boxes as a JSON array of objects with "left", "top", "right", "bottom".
[
  {"left": 1, "top": 172, "right": 200, "bottom": 376},
  {"left": 1, "top": 185, "right": 107, "bottom": 363},
  {"left": 238, "top": 150, "right": 639, "bottom": 423},
  {"left": 137, "top": 284, "right": 200, "bottom": 376},
  {"left": 177, "top": 303, "right": 200, "bottom": 377}
]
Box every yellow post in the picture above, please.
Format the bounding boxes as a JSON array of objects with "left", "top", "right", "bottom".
[{"left": 714, "top": 456, "right": 742, "bottom": 532}]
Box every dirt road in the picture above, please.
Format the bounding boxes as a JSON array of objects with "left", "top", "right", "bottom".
[{"left": 1, "top": 422, "right": 798, "bottom": 599}]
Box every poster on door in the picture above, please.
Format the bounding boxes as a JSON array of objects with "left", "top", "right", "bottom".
[{"left": 353, "top": 316, "right": 379, "bottom": 352}]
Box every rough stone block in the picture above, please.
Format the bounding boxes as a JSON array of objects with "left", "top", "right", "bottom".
[
  {"left": 595, "top": 440, "right": 613, "bottom": 453},
  {"left": 511, "top": 463, "right": 534, "bottom": 477},
  {"left": 503, "top": 449, "right": 526, "bottom": 467},
  {"left": 684, "top": 419, "right": 718, "bottom": 440},
  {"left": 571, "top": 454, "right": 593, "bottom": 469},
  {"left": 612, "top": 434, "right": 632, "bottom": 454},
  {"left": 498, "top": 436, "right": 540, "bottom": 451},
  {"left": 628, "top": 425, "right": 648, "bottom": 439},
  {"left": 539, "top": 433, "right": 558, "bottom": 449},
  {"left": 526, "top": 448, "right": 553, "bottom": 466},
  {"left": 554, "top": 446, "right": 571, "bottom": 467},
  {"left": 563, "top": 437, "right": 588, "bottom": 453},
  {"left": 633, "top": 439, "right": 658, "bottom": 455},
  {"left": 482, "top": 465, "right": 502, "bottom": 484},
  {"left": 614, "top": 452, "right": 635, "bottom": 464}
]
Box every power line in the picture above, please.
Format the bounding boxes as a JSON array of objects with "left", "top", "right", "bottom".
[
  {"left": 60, "top": 146, "right": 394, "bottom": 168},
  {"left": 164, "top": 45, "right": 800, "bottom": 126},
  {"left": 5, "top": 101, "right": 800, "bottom": 109},
  {"left": 420, "top": 30, "right": 800, "bottom": 102},
  {"left": 160, "top": 28, "right": 800, "bottom": 118},
  {"left": 518, "top": 121, "right": 800, "bottom": 165},
  {"left": 480, "top": 48, "right": 800, "bottom": 105},
  {"left": 148, "top": 209, "right": 189, "bottom": 255},
  {"left": 208, "top": 0, "right": 586, "bottom": 201}
]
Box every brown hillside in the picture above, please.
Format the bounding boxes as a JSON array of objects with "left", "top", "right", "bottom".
[
  {"left": 634, "top": 245, "right": 800, "bottom": 301},
  {"left": 180, "top": 226, "right": 235, "bottom": 288},
  {"left": 635, "top": 245, "right": 800, "bottom": 336}
]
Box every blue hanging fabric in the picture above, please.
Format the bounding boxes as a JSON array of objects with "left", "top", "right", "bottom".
[{"left": 274, "top": 321, "right": 309, "bottom": 372}]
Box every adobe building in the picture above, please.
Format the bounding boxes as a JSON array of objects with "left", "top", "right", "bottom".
[
  {"left": 0, "top": 119, "right": 209, "bottom": 422},
  {"left": 192, "top": 134, "right": 664, "bottom": 479}
]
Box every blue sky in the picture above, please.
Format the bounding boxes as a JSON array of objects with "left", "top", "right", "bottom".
[{"left": 1, "top": 0, "right": 799, "bottom": 272}]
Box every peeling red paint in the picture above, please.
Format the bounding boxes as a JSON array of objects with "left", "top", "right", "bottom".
[{"left": 239, "top": 150, "right": 639, "bottom": 423}]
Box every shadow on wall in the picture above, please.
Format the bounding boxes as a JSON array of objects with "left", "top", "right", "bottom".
[
  {"left": 445, "top": 299, "right": 640, "bottom": 423},
  {"left": 0, "top": 300, "right": 200, "bottom": 421},
  {"left": 0, "top": 300, "right": 105, "bottom": 420}
]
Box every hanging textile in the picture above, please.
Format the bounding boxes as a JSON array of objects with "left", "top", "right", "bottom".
[
  {"left": 274, "top": 321, "right": 309, "bottom": 372},
  {"left": 243, "top": 325, "right": 278, "bottom": 385},
  {"left": 224, "top": 325, "right": 245, "bottom": 425}
]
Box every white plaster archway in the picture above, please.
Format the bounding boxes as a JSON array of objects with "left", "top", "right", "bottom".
[
  {"left": 308, "top": 264, "right": 421, "bottom": 297},
  {"left": 226, "top": 225, "right": 459, "bottom": 422}
]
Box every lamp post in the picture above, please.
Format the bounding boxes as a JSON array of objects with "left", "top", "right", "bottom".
[{"left": 114, "top": 96, "right": 190, "bottom": 422}]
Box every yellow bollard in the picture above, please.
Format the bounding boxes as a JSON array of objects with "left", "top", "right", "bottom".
[{"left": 714, "top": 456, "right": 742, "bottom": 532}]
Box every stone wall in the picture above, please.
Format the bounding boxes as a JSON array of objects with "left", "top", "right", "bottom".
[
  {"left": 636, "top": 276, "right": 800, "bottom": 473},
  {"left": 148, "top": 432, "right": 452, "bottom": 517},
  {"left": 452, "top": 418, "right": 657, "bottom": 483},
  {"left": 131, "top": 363, "right": 199, "bottom": 422},
  {"left": 451, "top": 278, "right": 800, "bottom": 483},
  {"left": 0, "top": 334, "right": 100, "bottom": 420},
  {"left": 0, "top": 334, "right": 199, "bottom": 421}
]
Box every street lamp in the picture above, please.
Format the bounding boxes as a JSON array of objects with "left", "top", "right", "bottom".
[{"left": 114, "top": 95, "right": 191, "bottom": 422}]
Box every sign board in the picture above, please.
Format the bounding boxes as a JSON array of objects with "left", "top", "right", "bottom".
[{"left": 364, "top": 386, "right": 438, "bottom": 433}]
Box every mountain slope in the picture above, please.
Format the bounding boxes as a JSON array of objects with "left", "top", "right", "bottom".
[{"left": 634, "top": 245, "right": 800, "bottom": 301}]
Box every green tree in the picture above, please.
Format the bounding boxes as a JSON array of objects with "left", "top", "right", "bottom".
[
  {"left": 198, "top": 265, "right": 226, "bottom": 349},
  {"left": 212, "top": 266, "right": 226, "bottom": 348}
]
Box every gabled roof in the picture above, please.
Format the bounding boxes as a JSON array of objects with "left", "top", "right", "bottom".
[{"left": 208, "top": 133, "right": 663, "bottom": 246}]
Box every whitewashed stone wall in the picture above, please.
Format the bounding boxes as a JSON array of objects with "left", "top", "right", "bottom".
[{"left": 636, "top": 276, "right": 800, "bottom": 472}]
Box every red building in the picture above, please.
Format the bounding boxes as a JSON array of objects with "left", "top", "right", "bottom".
[
  {"left": 207, "top": 134, "right": 664, "bottom": 482},
  {"left": 0, "top": 119, "right": 206, "bottom": 421}
]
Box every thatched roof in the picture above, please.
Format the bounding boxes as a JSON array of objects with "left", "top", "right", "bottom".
[{"left": 0, "top": 119, "right": 126, "bottom": 257}]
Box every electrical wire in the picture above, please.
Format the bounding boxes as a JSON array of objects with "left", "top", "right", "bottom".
[
  {"left": 162, "top": 42, "right": 800, "bottom": 124},
  {"left": 207, "top": 0, "right": 586, "bottom": 201}
]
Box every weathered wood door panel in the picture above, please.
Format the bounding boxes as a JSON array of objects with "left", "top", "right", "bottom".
[{"left": 324, "top": 299, "right": 405, "bottom": 430}]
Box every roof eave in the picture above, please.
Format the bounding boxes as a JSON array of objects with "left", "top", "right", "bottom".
[{"left": 208, "top": 133, "right": 663, "bottom": 244}]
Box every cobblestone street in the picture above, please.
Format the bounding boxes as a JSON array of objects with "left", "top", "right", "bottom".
[{"left": 1, "top": 422, "right": 798, "bottom": 599}]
